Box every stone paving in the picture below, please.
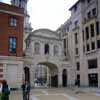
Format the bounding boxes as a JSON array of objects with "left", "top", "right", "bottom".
[{"left": 9, "top": 88, "right": 100, "bottom": 100}]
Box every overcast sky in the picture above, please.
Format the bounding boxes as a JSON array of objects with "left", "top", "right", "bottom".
[{"left": 0, "top": 0, "right": 78, "bottom": 30}]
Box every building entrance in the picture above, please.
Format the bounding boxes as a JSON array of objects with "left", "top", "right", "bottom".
[
  {"left": 34, "top": 62, "right": 58, "bottom": 88},
  {"left": 88, "top": 73, "right": 98, "bottom": 87}
]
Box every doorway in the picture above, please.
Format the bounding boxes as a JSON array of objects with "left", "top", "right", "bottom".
[{"left": 62, "top": 69, "right": 67, "bottom": 87}]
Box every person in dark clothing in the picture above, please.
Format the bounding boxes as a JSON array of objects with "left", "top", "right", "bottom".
[
  {"left": 1, "top": 80, "right": 10, "bottom": 100},
  {"left": 25, "top": 81, "right": 30, "bottom": 100},
  {"left": 21, "top": 81, "right": 26, "bottom": 100}
]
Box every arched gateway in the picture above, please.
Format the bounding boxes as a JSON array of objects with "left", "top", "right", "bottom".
[
  {"left": 25, "top": 29, "right": 74, "bottom": 88},
  {"left": 34, "top": 62, "right": 58, "bottom": 87}
]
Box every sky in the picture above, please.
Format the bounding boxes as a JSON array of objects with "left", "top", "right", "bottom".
[{"left": 0, "top": 0, "right": 78, "bottom": 30}]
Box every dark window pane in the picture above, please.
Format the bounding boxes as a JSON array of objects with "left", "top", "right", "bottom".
[
  {"left": 97, "top": 40, "right": 100, "bottom": 48},
  {"left": 76, "top": 62, "right": 80, "bottom": 71},
  {"left": 87, "top": 11, "right": 91, "bottom": 18},
  {"left": 90, "top": 24, "right": 94, "bottom": 37},
  {"left": 87, "top": 44, "right": 90, "bottom": 51},
  {"left": 75, "top": 33, "right": 78, "bottom": 44},
  {"left": 87, "top": 0, "right": 91, "bottom": 3},
  {"left": 91, "top": 42, "right": 95, "bottom": 50},
  {"left": 88, "top": 59, "right": 97, "bottom": 69},
  {"left": 92, "top": 8, "right": 96, "bottom": 16},
  {"left": 45, "top": 44, "right": 49, "bottom": 54},
  {"left": 64, "top": 39, "right": 66, "bottom": 49},
  {"left": 9, "top": 37, "right": 17, "bottom": 53},
  {"left": 96, "top": 21, "right": 99, "bottom": 35},
  {"left": 75, "top": 48, "right": 78, "bottom": 55},
  {"left": 86, "top": 27, "right": 89, "bottom": 40}
]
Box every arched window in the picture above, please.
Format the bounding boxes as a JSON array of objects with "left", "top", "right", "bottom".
[
  {"left": 44, "top": 44, "right": 49, "bottom": 54},
  {"left": 34, "top": 42, "right": 40, "bottom": 54},
  {"left": 54, "top": 45, "right": 59, "bottom": 56}
]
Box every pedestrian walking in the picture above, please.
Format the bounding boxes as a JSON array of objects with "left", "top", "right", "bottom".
[
  {"left": 1, "top": 80, "right": 10, "bottom": 100},
  {"left": 21, "top": 81, "right": 26, "bottom": 100},
  {"left": 25, "top": 81, "right": 30, "bottom": 100}
]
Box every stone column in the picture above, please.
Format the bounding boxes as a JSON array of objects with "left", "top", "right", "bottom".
[
  {"left": 30, "top": 65, "right": 34, "bottom": 87},
  {"left": 58, "top": 69, "right": 62, "bottom": 87}
]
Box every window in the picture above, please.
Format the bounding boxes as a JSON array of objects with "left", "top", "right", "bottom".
[
  {"left": 45, "top": 44, "right": 49, "bottom": 54},
  {"left": 86, "top": 27, "right": 89, "bottom": 40},
  {"left": 9, "top": 37, "right": 17, "bottom": 54},
  {"left": 96, "top": 21, "right": 99, "bottom": 35},
  {"left": 82, "top": 30, "right": 84, "bottom": 41},
  {"left": 76, "top": 74, "right": 80, "bottom": 86},
  {"left": 90, "top": 24, "right": 94, "bottom": 37},
  {"left": 97, "top": 40, "right": 100, "bottom": 48},
  {"left": 63, "top": 39, "right": 67, "bottom": 56},
  {"left": 87, "top": 44, "right": 90, "bottom": 51},
  {"left": 75, "top": 33, "right": 78, "bottom": 44},
  {"left": 63, "top": 39, "right": 66, "bottom": 49},
  {"left": 74, "top": 20, "right": 78, "bottom": 27},
  {"left": 87, "top": 0, "right": 91, "bottom": 3},
  {"left": 92, "top": 8, "right": 96, "bottom": 16},
  {"left": 88, "top": 59, "right": 97, "bottom": 69},
  {"left": 83, "top": 45, "right": 85, "bottom": 53},
  {"left": 10, "top": 17, "right": 17, "bottom": 27},
  {"left": 87, "top": 11, "right": 91, "bottom": 18},
  {"left": 34, "top": 42, "right": 40, "bottom": 54},
  {"left": 75, "top": 48, "right": 78, "bottom": 55},
  {"left": 91, "top": 42, "right": 95, "bottom": 50},
  {"left": 54, "top": 45, "right": 59, "bottom": 56},
  {"left": 76, "top": 62, "right": 80, "bottom": 71}
]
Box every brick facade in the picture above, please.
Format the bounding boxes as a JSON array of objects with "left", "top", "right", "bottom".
[{"left": 0, "top": 2, "right": 24, "bottom": 57}]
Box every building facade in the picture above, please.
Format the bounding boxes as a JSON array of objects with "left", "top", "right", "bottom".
[
  {"left": 0, "top": 2, "right": 24, "bottom": 88},
  {"left": 25, "top": 29, "right": 75, "bottom": 87},
  {"left": 11, "top": 0, "right": 32, "bottom": 50},
  {"left": 57, "top": 0, "right": 100, "bottom": 87}
]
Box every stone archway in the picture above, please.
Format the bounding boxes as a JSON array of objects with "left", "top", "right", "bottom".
[
  {"left": 35, "top": 61, "right": 58, "bottom": 87},
  {"left": 62, "top": 69, "right": 67, "bottom": 87}
]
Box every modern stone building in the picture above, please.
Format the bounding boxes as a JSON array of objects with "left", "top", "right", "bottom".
[{"left": 57, "top": 0, "right": 100, "bottom": 87}]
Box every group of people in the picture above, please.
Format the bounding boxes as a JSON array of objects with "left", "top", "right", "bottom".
[
  {"left": 0, "top": 80, "right": 31, "bottom": 100},
  {"left": 21, "top": 81, "right": 30, "bottom": 100},
  {"left": 0, "top": 80, "right": 10, "bottom": 100}
]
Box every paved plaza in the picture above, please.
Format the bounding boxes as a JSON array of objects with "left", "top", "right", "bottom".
[{"left": 9, "top": 88, "right": 100, "bottom": 100}]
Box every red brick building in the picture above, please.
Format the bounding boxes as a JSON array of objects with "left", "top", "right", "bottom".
[
  {"left": 0, "top": 2, "right": 24, "bottom": 56},
  {"left": 0, "top": 2, "right": 24, "bottom": 88}
]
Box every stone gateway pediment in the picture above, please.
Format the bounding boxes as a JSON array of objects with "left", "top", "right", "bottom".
[{"left": 31, "top": 29, "right": 59, "bottom": 39}]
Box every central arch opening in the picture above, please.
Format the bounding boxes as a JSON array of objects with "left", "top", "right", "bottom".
[{"left": 34, "top": 62, "right": 58, "bottom": 87}]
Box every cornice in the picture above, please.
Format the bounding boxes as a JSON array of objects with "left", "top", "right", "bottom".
[
  {"left": 32, "top": 35, "right": 61, "bottom": 41},
  {"left": 0, "top": 9, "right": 24, "bottom": 16}
]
